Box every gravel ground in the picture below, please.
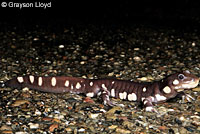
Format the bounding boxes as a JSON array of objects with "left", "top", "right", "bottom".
[{"left": 0, "top": 23, "right": 200, "bottom": 134}]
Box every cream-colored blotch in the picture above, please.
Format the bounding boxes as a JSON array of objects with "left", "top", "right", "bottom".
[
  {"left": 90, "top": 82, "right": 93, "bottom": 86},
  {"left": 76, "top": 82, "right": 81, "bottom": 89},
  {"left": 51, "top": 77, "right": 56, "bottom": 86},
  {"left": 65, "top": 80, "right": 69, "bottom": 87},
  {"left": 163, "top": 86, "right": 171, "bottom": 94},
  {"left": 38, "top": 77, "right": 43, "bottom": 86},
  {"left": 173, "top": 79, "right": 179, "bottom": 85},
  {"left": 111, "top": 89, "right": 115, "bottom": 97},
  {"left": 29, "top": 75, "right": 34, "bottom": 84},
  {"left": 143, "top": 87, "right": 147, "bottom": 92},
  {"left": 128, "top": 93, "right": 137, "bottom": 101},
  {"left": 17, "top": 77, "right": 24, "bottom": 83}
]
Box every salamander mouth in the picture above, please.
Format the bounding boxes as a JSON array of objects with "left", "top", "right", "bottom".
[{"left": 174, "top": 78, "right": 199, "bottom": 90}]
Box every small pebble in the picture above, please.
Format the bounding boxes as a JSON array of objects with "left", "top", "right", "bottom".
[
  {"left": 49, "top": 124, "right": 58, "bottom": 132},
  {"left": 65, "top": 127, "right": 72, "bottom": 132},
  {"left": 33, "top": 37, "right": 39, "bottom": 41},
  {"left": 158, "top": 126, "right": 167, "bottom": 131},
  {"left": 192, "top": 87, "right": 200, "bottom": 92},
  {"left": 115, "top": 127, "right": 131, "bottom": 134},
  {"left": 1, "top": 130, "right": 13, "bottom": 134},
  {"left": 80, "top": 61, "right": 85, "bottom": 64},
  {"left": 59, "top": 45, "right": 64, "bottom": 48},
  {"left": 78, "top": 128, "right": 85, "bottom": 132},
  {"left": 15, "top": 132, "right": 28, "bottom": 134},
  {"left": 134, "top": 48, "right": 140, "bottom": 51},
  {"left": 133, "top": 56, "right": 142, "bottom": 62},
  {"left": 35, "top": 109, "right": 42, "bottom": 115},
  {"left": 108, "top": 125, "right": 118, "bottom": 130},
  {"left": 11, "top": 100, "right": 30, "bottom": 107},
  {"left": 28, "top": 123, "right": 39, "bottom": 129},
  {"left": 0, "top": 125, "right": 12, "bottom": 131},
  {"left": 22, "top": 87, "right": 29, "bottom": 92},
  {"left": 83, "top": 97, "right": 95, "bottom": 103},
  {"left": 192, "top": 42, "right": 196, "bottom": 46},
  {"left": 137, "top": 77, "right": 148, "bottom": 81},
  {"left": 88, "top": 113, "right": 100, "bottom": 119}
]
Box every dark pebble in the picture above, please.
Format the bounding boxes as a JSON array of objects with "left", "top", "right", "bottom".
[
  {"left": 185, "top": 126, "right": 195, "bottom": 132},
  {"left": 65, "top": 97, "right": 78, "bottom": 103},
  {"left": 174, "top": 118, "right": 182, "bottom": 125},
  {"left": 168, "top": 128, "right": 175, "bottom": 134}
]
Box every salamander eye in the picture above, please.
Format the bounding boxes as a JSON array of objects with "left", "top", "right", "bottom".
[{"left": 178, "top": 74, "right": 185, "bottom": 80}]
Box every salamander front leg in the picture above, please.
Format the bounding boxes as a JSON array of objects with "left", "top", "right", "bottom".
[
  {"left": 143, "top": 96, "right": 158, "bottom": 113},
  {"left": 176, "top": 91, "right": 195, "bottom": 103},
  {"left": 101, "top": 91, "right": 124, "bottom": 107}
]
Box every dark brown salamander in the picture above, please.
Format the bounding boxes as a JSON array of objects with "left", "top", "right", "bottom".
[{"left": 2, "top": 70, "right": 199, "bottom": 112}]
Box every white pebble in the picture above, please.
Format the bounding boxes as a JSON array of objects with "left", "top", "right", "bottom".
[
  {"left": 180, "top": 116, "right": 185, "bottom": 121},
  {"left": 134, "top": 48, "right": 140, "bottom": 51},
  {"left": 59, "top": 45, "right": 64, "bottom": 48},
  {"left": 80, "top": 61, "right": 85, "bottom": 64},
  {"left": 33, "top": 38, "right": 39, "bottom": 41},
  {"left": 78, "top": 128, "right": 85, "bottom": 132},
  {"left": 22, "top": 87, "right": 29, "bottom": 92},
  {"left": 133, "top": 56, "right": 141, "bottom": 62},
  {"left": 15, "top": 132, "right": 28, "bottom": 134},
  {"left": 29, "top": 123, "right": 39, "bottom": 129},
  {"left": 35, "top": 109, "right": 41, "bottom": 115},
  {"left": 100, "top": 109, "right": 106, "bottom": 113},
  {"left": 89, "top": 113, "right": 99, "bottom": 119}
]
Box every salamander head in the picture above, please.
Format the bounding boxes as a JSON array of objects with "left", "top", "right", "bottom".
[{"left": 166, "top": 70, "right": 199, "bottom": 92}]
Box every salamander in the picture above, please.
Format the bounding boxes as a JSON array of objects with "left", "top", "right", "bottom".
[{"left": 1, "top": 70, "right": 199, "bottom": 112}]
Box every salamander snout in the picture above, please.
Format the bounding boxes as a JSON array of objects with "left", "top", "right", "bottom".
[{"left": 171, "top": 71, "right": 199, "bottom": 90}]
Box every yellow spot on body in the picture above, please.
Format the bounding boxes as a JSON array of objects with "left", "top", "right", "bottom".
[
  {"left": 29, "top": 75, "right": 34, "bottom": 84},
  {"left": 173, "top": 79, "right": 179, "bottom": 85},
  {"left": 17, "top": 77, "right": 24, "bottom": 83},
  {"left": 163, "top": 86, "right": 171, "bottom": 94},
  {"left": 123, "top": 92, "right": 127, "bottom": 99},
  {"left": 155, "top": 94, "right": 166, "bottom": 101},
  {"left": 76, "top": 82, "right": 81, "bottom": 89},
  {"left": 65, "top": 80, "right": 69, "bottom": 87},
  {"left": 119, "top": 92, "right": 127, "bottom": 100},
  {"left": 143, "top": 87, "right": 147, "bottom": 92},
  {"left": 51, "top": 77, "right": 56, "bottom": 86},
  {"left": 90, "top": 82, "right": 93, "bottom": 86},
  {"left": 128, "top": 93, "right": 137, "bottom": 101},
  {"left": 111, "top": 89, "right": 115, "bottom": 97},
  {"left": 119, "top": 93, "right": 124, "bottom": 100},
  {"left": 38, "top": 77, "right": 42, "bottom": 86}
]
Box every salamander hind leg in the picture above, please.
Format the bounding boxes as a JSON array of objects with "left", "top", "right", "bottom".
[
  {"left": 142, "top": 96, "right": 158, "bottom": 113},
  {"left": 100, "top": 83, "right": 124, "bottom": 107},
  {"left": 101, "top": 91, "right": 125, "bottom": 107}
]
